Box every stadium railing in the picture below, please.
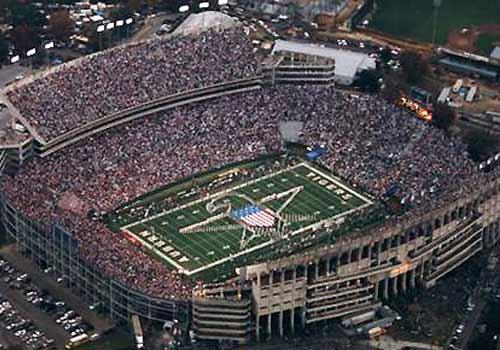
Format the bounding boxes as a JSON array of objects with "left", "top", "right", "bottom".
[
  {"left": 38, "top": 76, "right": 263, "bottom": 157},
  {"left": 0, "top": 193, "right": 191, "bottom": 325}
]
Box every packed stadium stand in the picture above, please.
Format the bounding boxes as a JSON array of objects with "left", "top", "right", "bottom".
[
  {"left": 2, "top": 26, "right": 258, "bottom": 143},
  {"left": 0, "top": 17, "right": 500, "bottom": 346}
]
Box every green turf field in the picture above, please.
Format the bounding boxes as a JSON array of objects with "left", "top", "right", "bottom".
[
  {"left": 370, "top": 0, "right": 500, "bottom": 44},
  {"left": 115, "top": 161, "right": 373, "bottom": 276},
  {"left": 475, "top": 33, "right": 500, "bottom": 56}
]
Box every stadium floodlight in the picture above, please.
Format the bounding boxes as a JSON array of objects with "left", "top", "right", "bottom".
[
  {"left": 199, "top": 2, "right": 210, "bottom": 9},
  {"left": 179, "top": 5, "right": 190, "bottom": 13},
  {"left": 26, "top": 48, "right": 36, "bottom": 57},
  {"left": 488, "top": 158, "right": 493, "bottom": 165},
  {"left": 495, "top": 153, "right": 500, "bottom": 161},
  {"left": 218, "top": 0, "right": 229, "bottom": 5},
  {"left": 10, "top": 55, "right": 20, "bottom": 64},
  {"left": 97, "top": 25, "right": 105, "bottom": 32},
  {"left": 44, "top": 42, "right": 54, "bottom": 50},
  {"left": 125, "top": 18, "right": 133, "bottom": 25},
  {"left": 106, "top": 22, "right": 115, "bottom": 30},
  {"left": 116, "top": 19, "right": 124, "bottom": 27}
]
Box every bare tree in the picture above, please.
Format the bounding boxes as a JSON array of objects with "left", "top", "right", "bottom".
[{"left": 48, "top": 10, "right": 74, "bottom": 42}]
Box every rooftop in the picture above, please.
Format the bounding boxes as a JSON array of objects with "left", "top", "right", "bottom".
[
  {"left": 491, "top": 46, "right": 500, "bottom": 60},
  {"left": 272, "top": 40, "right": 376, "bottom": 83},
  {"left": 172, "top": 11, "right": 239, "bottom": 36}
]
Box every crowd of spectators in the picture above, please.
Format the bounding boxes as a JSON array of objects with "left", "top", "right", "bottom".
[
  {"left": 2, "top": 85, "right": 496, "bottom": 299},
  {"left": 2, "top": 90, "right": 282, "bottom": 299},
  {"left": 297, "top": 90, "right": 489, "bottom": 215},
  {"left": 5, "top": 27, "right": 258, "bottom": 141}
]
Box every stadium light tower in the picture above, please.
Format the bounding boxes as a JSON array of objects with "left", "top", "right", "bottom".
[{"left": 432, "top": 0, "right": 442, "bottom": 46}]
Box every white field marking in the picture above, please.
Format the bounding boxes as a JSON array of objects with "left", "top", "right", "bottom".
[
  {"left": 185, "top": 237, "right": 277, "bottom": 276},
  {"left": 122, "top": 162, "right": 303, "bottom": 230},
  {"left": 121, "top": 228, "right": 187, "bottom": 273},
  {"left": 277, "top": 186, "right": 304, "bottom": 215},
  {"left": 122, "top": 162, "right": 374, "bottom": 276},
  {"left": 185, "top": 207, "right": 378, "bottom": 276},
  {"left": 300, "top": 162, "right": 374, "bottom": 204},
  {"left": 186, "top": 203, "right": 373, "bottom": 276}
]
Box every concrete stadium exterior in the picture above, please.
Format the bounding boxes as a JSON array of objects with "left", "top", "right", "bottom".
[{"left": 0, "top": 73, "right": 499, "bottom": 346}]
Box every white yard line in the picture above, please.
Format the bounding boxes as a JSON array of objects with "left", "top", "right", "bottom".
[
  {"left": 122, "top": 228, "right": 188, "bottom": 273},
  {"left": 185, "top": 202, "right": 373, "bottom": 276},
  {"left": 120, "top": 162, "right": 374, "bottom": 276},
  {"left": 122, "top": 163, "right": 304, "bottom": 230},
  {"left": 185, "top": 238, "right": 275, "bottom": 276},
  {"left": 301, "top": 162, "right": 374, "bottom": 204},
  {"left": 287, "top": 202, "right": 372, "bottom": 238}
]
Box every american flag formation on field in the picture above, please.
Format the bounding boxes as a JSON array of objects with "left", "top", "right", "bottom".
[{"left": 231, "top": 205, "right": 275, "bottom": 227}]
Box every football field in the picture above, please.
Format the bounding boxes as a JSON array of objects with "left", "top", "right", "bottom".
[
  {"left": 370, "top": 0, "right": 500, "bottom": 45},
  {"left": 118, "top": 161, "right": 373, "bottom": 276}
]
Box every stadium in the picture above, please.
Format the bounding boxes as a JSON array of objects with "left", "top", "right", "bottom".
[{"left": 0, "top": 12, "right": 500, "bottom": 346}]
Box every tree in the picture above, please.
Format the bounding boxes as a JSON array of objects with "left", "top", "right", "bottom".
[
  {"left": 6, "top": 345, "right": 25, "bottom": 350},
  {"left": 11, "top": 24, "right": 40, "bottom": 53},
  {"left": 109, "top": 6, "right": 132, "bottom": 21},
  {"left": 380, "top": 47, "right": 392, "bottom": 64},
  {"left": 144, "top": 0, "right": 156, "bottom": 5},
  {"left": 431, "top": 103, "right": 456, "bottom": 132},
  {"left": 9, "top": 2, "right": 46, "bottom": 29},
  {"left": 381, "top": 78, "right": 404, "bottom": 103},
  {"left": 48, "top": 10, "right": 74, "bottom": 42},
  {"left": 0, "top": 34, "right": 9, "bottom": 66},
  {"left": 127, "top": 0, "right": 142, "bottom": 13},
  {"left": 465, "top": 130, "right": 500, "bottom": 162},
  {"left": 400, "top": 51, "right": 429, "bottom": 85},
  {"left": 355, "top": 69, "right": 382, "bottom": 93}
]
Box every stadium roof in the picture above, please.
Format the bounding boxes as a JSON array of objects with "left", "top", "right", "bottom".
[
  {"left": 272, "top": 40, "right": 376, "bottom": 85},
  {"left": 438, "top": 57, "right": 498, "bottom": 80},
  {"left": 172, "top": 11, "right": 239, "bottom": 36},
  {"left": 491, "top": 46, "right": 500, "bottom": 60}
]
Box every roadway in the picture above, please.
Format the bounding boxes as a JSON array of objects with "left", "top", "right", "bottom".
[{"left": 445, "top": 247, "right": 500, "bottom": 350}]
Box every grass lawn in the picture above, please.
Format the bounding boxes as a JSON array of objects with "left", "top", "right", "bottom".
[
  {"left": 112, "top": 160, "right": 373, "bottom": 278},
  {"left": 475, "top": 33, "right": 500, "bottom": 56},
  {"left": 370, "top": 0, "right": 500, "bottom": 44}
]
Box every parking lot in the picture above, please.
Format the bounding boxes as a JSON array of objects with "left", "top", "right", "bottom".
[
  {"left": 0, "top": 246, "right": 114, "bottom": 350},
  {"left": 0, "top": 258, "right": 64, "bottom": 349}
]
